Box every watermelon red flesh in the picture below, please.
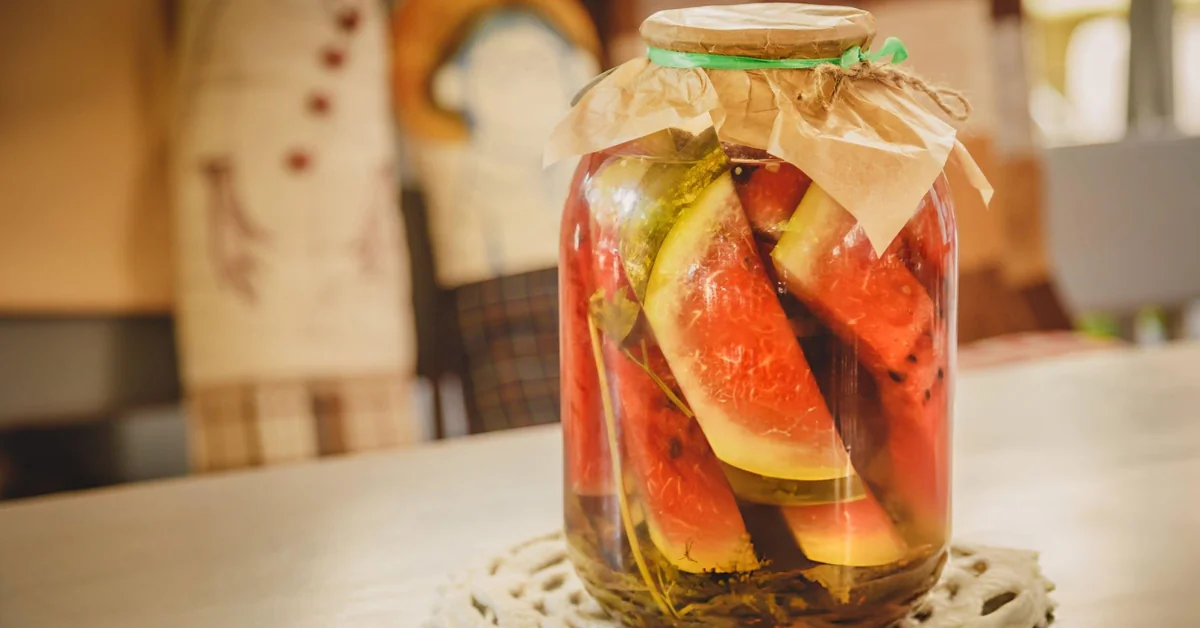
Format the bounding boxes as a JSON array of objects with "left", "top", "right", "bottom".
[
  {"left": 644, "top": 174, "right": 853, "bottom": 482},
  {"left": 608, "top": 343, "right": 759, "bottom": 573},
  {"left": 772, "top": 184, "right": 948, "bottom": 542},
  {"left": 561, "top": 155, "right": 612, "bottom": 497},
  {"left": 899, "top": 176, "right": 956, "bottom": 294},
  {"left": 876, "top": 332, "right": 950, "bottom": 544},
  {"left": 732, "top": 162, "right": 812, "bottom": 240},
  {"left": 781, "top": 491, "right": 907, "bottom": 567}
]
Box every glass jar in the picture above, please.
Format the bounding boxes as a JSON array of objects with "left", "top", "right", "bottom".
[
  {"left": 560, "top": 126, "right": 955, "bottom": 625},
  {"left": 550, "top": 3, "right": 983, "bottom": 625}
]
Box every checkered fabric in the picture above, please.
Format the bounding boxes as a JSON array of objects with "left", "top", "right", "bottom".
[
  {"left": 187, "top": 373, "right": 415, "bottom": 472},
  {"left": 453, "top": 268, "right": 562, "bottom": 433}
]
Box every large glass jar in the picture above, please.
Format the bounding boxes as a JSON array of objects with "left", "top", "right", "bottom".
[
  {"left": 552, "top": 4, "right": 981, "bottom": 626},
  {"left": 560, "top": 133, "right": 956, "bottom": 625}
]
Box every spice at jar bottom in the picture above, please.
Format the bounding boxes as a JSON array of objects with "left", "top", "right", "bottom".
[{"left": 550, "top": 4, "right": 989, "bottom": 626}]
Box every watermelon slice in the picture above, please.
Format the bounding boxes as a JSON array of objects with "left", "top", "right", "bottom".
[
  {"left": 561, "top": 155, "right": 612, "bottom": 497},
  {"left": 587, "top": 170, "right": 758, "bottom": 574},
  {"left": 643, "top": 173, "right": 853, "bottom": 482},
  {"left": 781, "top": 492, "right": 907, "bottom": 567},
  {"left": 608, "top": 342, "right": 759, "bottom": 574},
  {"left": 771, "top": 184, "right": 935, "bottom": 376},
  {"left": 771, "top": 184, "right": 949, "bottom": 543},
  {"left": 732, "top": 161, "right": 812, "bottom": 240}
]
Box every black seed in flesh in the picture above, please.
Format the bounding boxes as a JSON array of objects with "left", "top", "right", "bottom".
[
  {"left": 907, "top": 354, "right": 919, "bottom": 363},
  {"left": 937, "top": 368, "right": 945, "bottom": 380},
  {"left": 668, "top": 437, "right": 683, "bottom": 459},
  {"left": 924, "top": 389, "right": 931, "bottom": 401},
  {"left": 888, "top": 370, "right": 906, "bottom": 383}
]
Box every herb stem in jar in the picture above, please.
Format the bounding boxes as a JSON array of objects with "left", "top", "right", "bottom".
[
  {"left": 587, "top": 316, "right": 677, "bottom": 618},
  {"left": 623, "top": 340, "right": 694, "bottom": 418}
]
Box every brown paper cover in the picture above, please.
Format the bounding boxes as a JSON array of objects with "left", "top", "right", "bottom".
[
  {"left": 545, "top": 4, "right": 992, "bottom": 253},
  {"left": 640, "top": 4, "right": 875, "bottom": 59}
]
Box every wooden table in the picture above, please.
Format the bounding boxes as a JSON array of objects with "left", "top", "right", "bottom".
[{"left": 2, "top": 344, "right": 1199, "bottom": 627}]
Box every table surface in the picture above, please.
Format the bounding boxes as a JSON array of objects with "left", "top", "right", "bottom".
[{"left": 2, "top": 344, "right": 1199, "bottom": 627}]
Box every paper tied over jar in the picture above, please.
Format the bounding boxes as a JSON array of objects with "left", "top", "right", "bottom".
[{"left": 545, "top": 56, "right": 993, "bottom": 254}]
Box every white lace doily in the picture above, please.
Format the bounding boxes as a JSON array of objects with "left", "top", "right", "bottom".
[{"left": 427, "top": 532, "right": 1056, "bottom": 627}]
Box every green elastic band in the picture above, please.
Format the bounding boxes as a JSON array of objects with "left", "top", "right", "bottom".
[{"left": 647, "top": 36, "right": 909, "bottom": 71}]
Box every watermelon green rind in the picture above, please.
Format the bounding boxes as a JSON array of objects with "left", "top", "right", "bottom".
[
  {"left": 644, "top": 173, "right": 853, "bottom": 482},
  {"left": 721, "top": 462, "right": 866, "bottom": 506}
]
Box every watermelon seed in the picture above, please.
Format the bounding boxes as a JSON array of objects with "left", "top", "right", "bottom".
[
  {"left": 888, "top": 370, "right": 906, "bottom": 383},
  {"left": 906, "top": 354, "right": 918, "bottom": 363},
  {"left": 668, "top": 437, "right": 683, "bottom": 459},
  {"left": 937, "top": 368, "right": 945, "bottom": 380},
  {"left": 924, "top": 389, "right": 931, "bottom": 401}
]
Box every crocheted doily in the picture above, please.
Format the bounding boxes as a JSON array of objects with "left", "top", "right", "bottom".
[{"left": 427, "top": 532, "right": 1056, "bottom": 627}]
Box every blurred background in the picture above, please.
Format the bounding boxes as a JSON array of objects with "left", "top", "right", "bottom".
[{"left": 0, "top": 0, "right": 1196, "bottom": 500}]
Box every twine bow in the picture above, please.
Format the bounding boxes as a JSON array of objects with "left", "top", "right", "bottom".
[{"left": 646, "top": 37, "right": 972, "bottom": 121}]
